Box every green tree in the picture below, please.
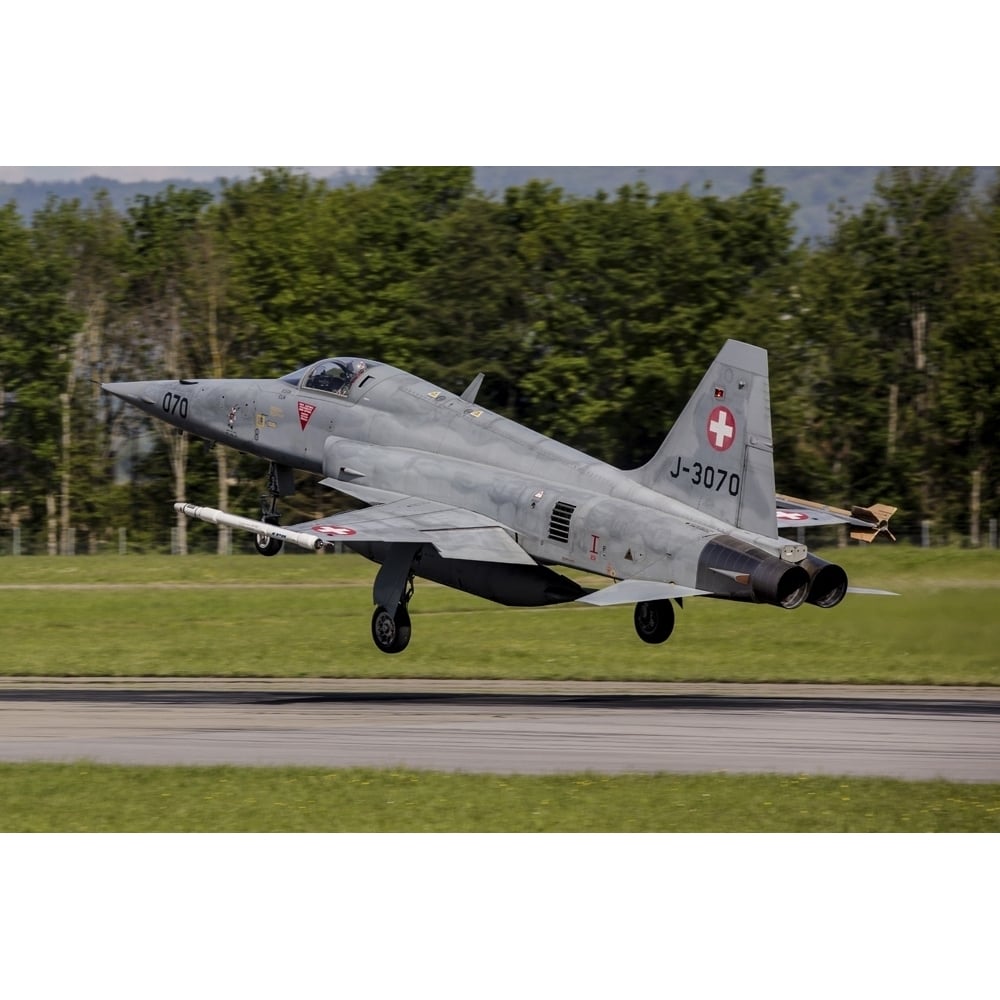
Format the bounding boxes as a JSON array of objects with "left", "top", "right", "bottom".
[
  {"left": 126, "top": 186, "right": 215, "bottom": 553},
  {"left": 216, "top": 168, "right": 341, "bottom": 374},
  {"left": 935, "top": 179, "right": 1000, "bottom": 542},
  {"left": 821, "top": 167, "right": 977, "bottom": 532},
  {"left": 30, "top": 193, "right": 134, "bottom": 553},
  {"left": 517, "top": 173, "right": 799, "bottom": 468},
  {"left": 373, "top": 167, "right": 475, "bottom": 220},
  {"left": 406, "top": 195, "right": 529, "bottom": 408},
  {"left": 0, "top": 201, "right": 79, "bottom": 551},
  {"left": 5, "top": 165, "right": 993, "bottom": 552}
]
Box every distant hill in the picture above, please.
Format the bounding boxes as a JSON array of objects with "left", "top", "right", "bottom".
[
  {"left": 0, "top": 167, "right": 370, "bottom": 227},
  {"left": 475, "top": 166, "right": 889, "bottom": 240},
  {"left": 3, "top": 167, "right": 993, "bottom": 241}
]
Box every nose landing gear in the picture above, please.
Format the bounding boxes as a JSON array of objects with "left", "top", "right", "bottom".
[
  {"left": 253, "top": 462, "right": 296, "bottom": 557},
  {"left": 254, "top": 504, "right": 283, "bottom": 557}
]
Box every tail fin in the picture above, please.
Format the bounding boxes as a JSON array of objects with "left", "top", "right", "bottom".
[{"left": 629, "top": 340, "right": 777, "bottom": 538}]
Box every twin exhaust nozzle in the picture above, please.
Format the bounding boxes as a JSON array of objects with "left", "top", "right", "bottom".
[{"left": 700, "top": 536, "right": 848, "bottom": 610}]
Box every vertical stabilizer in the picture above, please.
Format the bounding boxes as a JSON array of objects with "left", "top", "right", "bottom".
[{"left": 630, "top": 340, "right": 777, "bottom": 537}]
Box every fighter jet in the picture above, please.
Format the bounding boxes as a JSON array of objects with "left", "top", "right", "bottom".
[{"left": 101, "top": 340, "right": 895, "bottom": 653}]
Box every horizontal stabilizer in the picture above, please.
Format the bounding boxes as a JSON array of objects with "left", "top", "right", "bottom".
[
  {"left": 576, "top": 579, "right": 710, "bottom": 607},
  {"left": 776, "top": 493, "right": 897, "bottom": 542},
  {"left": 847, "top": 586, "right": 899, "bottom": 596}
]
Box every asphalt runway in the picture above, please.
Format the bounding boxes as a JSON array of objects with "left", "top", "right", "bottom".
[{"left": 2, "top": 678, "right": 1000, "bottom": 781}]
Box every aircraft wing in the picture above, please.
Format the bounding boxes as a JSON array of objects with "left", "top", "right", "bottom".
[
  {"left": 287, "top": 497, "right": 537, "bottom": 565},
  {"left": 775, "top": 494, "right": 897, "bottom": 542},
  {"left": 576, "top": 579, "right": 710, "bottom": 606},
  {"left": 319, "top": 477, "right": 409, "bottom": 505}
]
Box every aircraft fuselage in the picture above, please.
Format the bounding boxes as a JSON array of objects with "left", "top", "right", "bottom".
[
  {"left": 105, "top": 358, "right": 800, "bottom": 596},
  {"left": 104, "top": 342, "right": 879, "bottom": 652}
]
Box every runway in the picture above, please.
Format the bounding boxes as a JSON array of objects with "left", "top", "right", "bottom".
[{"left": 2, "top": 678, "right": 999, "bottom": 781}]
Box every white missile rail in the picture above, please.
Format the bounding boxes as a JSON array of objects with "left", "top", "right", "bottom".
[{"left": 174, "top": 503, "right": 326, "bottom": 551}]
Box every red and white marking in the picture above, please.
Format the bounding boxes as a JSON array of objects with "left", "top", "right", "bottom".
[
  {"left": 776, "top": 511, "right": 810, "bottom": 521},
  {"left": 297, "top": 401, "right": 316, "bottom": 429},
  {"left": 706, "top": 406, "right": 736, "bottom": 451},
  {"left": 312, "top": 524, "right": 358, "bottom": 537}
]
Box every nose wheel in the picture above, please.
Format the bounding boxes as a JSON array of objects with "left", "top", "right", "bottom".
[
  {"left": 253, "top": 501, "right": 283, "bottom": 557},
  {"left": 253, "top": 512, "right": 284, "bottom": 557},
  {"left": 371, "top": 605, "right": 412, "bottom": 654}
]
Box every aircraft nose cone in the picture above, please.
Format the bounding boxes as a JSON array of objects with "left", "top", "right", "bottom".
[{"left": 101, "top": 382, "right": 159, "bottom": 406}]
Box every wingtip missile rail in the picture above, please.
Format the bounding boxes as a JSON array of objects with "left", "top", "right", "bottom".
[{"left": 173, "top": 503, "right": 326, "bottom": 552}]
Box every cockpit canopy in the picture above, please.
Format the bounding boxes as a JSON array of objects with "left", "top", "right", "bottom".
[{"left": 281, "top": 358, "right": 378, "bottom": 396}]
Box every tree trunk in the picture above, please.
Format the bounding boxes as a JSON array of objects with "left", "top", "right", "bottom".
[
  {"left": 171, "top": 430, "right": 190, "bottom": 555},
  {"left": 59, "top": 302, "right": 108, "bottom": 555},
  {"left": 970, "top": 465, "right": 982, "bottom": 548},
  {"left": 204, "top": 246, "right": 231, "bottom": 556},
  {"left": 216, "top": 447, "right": 230, "bottom": 555},
  {"left": 911, "top": 305, "right": 933, "bottom": 515},
  {"left": 164, "top": 291, "right": 190, "bottom": 554},
  {"left": 887, "top": 383, "right": 899, "bottom": 461},
  {"left": 912, "top": 304, "right": 927, "bottom": 373},
  {"left": 46, "top": 492, "right": 58, "bottom": 555},
  {"left": 59, "top": 387, "right": 71, "bottom": 555}
]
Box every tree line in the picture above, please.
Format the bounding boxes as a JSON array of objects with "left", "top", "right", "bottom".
[{"left": 1, "top": 165, "right": 998, "bottom": 554}]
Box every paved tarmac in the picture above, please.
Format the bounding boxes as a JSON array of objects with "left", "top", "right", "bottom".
[{"left": 2, "top": 678, "right": 1000, "bottom": 781}]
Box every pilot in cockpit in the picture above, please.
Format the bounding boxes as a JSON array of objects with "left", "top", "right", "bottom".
[
  {"left": 301, "top": 358, "right": 373, "bottom": 396},
  {"left": 306, "top": 360, "right": 351, "bottom": 394}
]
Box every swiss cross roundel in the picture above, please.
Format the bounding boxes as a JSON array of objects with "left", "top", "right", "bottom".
[
  {"left": 312, "top": 524, "right": 357, "bottom": 537},
  {"left": 706, "top": 406, "right": 736, "bottom": 452},
  {"left": 776, "top": 511, "right": 810, "bottom": 521}
]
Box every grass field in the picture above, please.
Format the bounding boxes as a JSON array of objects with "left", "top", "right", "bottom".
[
  {"left": 2, "top": 548, "right": 997, "bottom": 831},
  {"left": 1, "top": 545, "right": 997, "bottom": 684},
  {"left": 3, "top": 762, "right": 999, "bottom": 831}
]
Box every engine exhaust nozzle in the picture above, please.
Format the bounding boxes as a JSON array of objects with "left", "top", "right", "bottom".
[{"left": 801, "top": 554, "right": 849, "bottom": 608}]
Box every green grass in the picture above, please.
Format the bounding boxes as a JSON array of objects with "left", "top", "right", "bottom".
[
  {"left": 1, "top": 547, "right": 998, "bottom": 684},
  {"left": 3, "top": 549, "right": 996, "bottom": 831},
  {"left": 2, "top": 763, "right": 998, "bottom": 831}
]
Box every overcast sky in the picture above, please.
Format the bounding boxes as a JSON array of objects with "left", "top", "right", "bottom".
[
  {"left": 0, "top": 167, "right": 363, "bottom": 183},
  {"left": 4, "top": 6, "right": 991, "bottom": 180}
]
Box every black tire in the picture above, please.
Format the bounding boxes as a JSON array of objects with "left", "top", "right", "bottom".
[
  {"left": 634, "top": 599, "right": 675, "bottom": 644},
  {"left": 253, "top": 533, "right": 283, "bottom": 557},
  {"left": 371, "top": 605, "right": 412, "bottom": 654},
  {"left": 254, "top": 511, "right": 283, "bottom": 556}
]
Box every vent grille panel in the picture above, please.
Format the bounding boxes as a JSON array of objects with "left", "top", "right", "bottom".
[{"left": 548, "top": 501, "right": 576, "bottom": 543}]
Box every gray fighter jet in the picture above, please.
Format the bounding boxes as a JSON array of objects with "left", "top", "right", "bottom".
[{"left": 102, "top": 339, "right": 895, "bottom": 653}]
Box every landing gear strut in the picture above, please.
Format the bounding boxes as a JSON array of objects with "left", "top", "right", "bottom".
[
  {"left": 371, "top": 544, "right": 420, "bottom": 654},
  {"left": 634, "top": 599, "right": 676, "bottom": 644},
  {"left": 253, "top": 463, "right": 294, "bottom": 557}
]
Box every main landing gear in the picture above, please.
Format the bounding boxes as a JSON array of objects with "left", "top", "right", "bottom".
[
  {"left": 253, "top": 462, "right": 295, "bottom": 557},
  {"left": 633, "top": 599, "right": 676, "bottom": 644},
  {"left": 371, "top": 602, "right": 412, "bottom": 654},
  {"left": 370, "top": 544, "right": 420, "bottom": 654}
]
